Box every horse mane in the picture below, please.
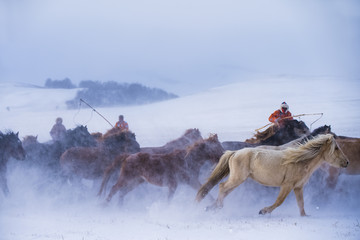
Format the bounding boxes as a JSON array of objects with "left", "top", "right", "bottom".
[
  {"left": 246, "top": 125, "right": 278, "bottom": 143},
  {"left": 0, "top": 131, "right": 19, "bottom": 143},
  {"left": 282, "top": 134, "right": 335, "bottom": 165},
  {"left": 311, "top": 125, "right": 331, "bottom": 136},
  {"left": 187, "top": 133, "right": 218, "bottom": 149}
]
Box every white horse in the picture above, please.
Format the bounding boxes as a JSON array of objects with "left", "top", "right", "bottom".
[{"left": 196, "top": 134, "right": 349, "bottom": 216}]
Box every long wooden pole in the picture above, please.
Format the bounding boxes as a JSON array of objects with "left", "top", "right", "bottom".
[
  {"left": 255, "top": 113, "right": 323, "bottom": 132},
  {"left": 80, "top": 99, "right": 114, "bottom": 128}
]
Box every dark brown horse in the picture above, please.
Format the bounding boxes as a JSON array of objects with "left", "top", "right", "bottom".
[
  {"left": 105, "top": 134, "right": 224, "bottom": 204},
  {"left": 97, "top": 128, "right": 203, "bottom": 196},
  {"left": 0, "top": 131, "right": 26, "bottom": 195},
  {"left": 246, "top": 120, "right": 310, "bottom": 146},
  {"left": 60, "top": 130, "right": 140, "bottom": 185},
  {"left": 222, "top": 124, "right": 330, "bottom": 151},
  {"left": 322, "top": 136, "right": 360, "bottom": 188}
]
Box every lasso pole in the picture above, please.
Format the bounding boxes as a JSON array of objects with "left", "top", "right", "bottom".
[
  {"left": 80, "top": 99, "right": 114, "bottom": 128},
  {"left": 255, "top": 113, "right": 324, "bottom": 132}
]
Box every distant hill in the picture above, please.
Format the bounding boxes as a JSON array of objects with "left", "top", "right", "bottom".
[{"left": 44, "top": 78, "right": 178, "bottom": 108}]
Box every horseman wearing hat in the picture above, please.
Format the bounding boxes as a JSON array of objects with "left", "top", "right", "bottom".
[{"left": 268, "top": 102, "right": 293, "bottom": 126}]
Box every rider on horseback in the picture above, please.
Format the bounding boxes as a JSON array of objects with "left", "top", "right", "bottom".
[
  {"left": 269, "top": 102, "right": 293, "bottom": 127},
  {"left": 50, "top": 117, "right": 67, "bottom": 142},
  {"left": 115, "top": 115, "right": 129, "bottom": 131}
]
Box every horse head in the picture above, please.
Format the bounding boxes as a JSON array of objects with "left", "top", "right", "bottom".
[
  {"left": 103, "top": 130, "right": 140, "bottom": 154},
  {"left": 324, "top": 134, "right": 349, "bottom": 168},
  {"left": 22, "top": 135, "right": 39, "bottom": 147},
  {"left": 65, "top": 125, "right": 97, "bottom": 148},
  {"left": 183, "top": 128, "right": 203, "bottom": 142},
  {"left": 2, "top": 132, "right": 26, "bottom": 161},
  {"left": 186, "top": 133, "right": 224, "bottom": 167},
  {"left": 311, "top": 125, "right": 332, "bottom": 136}
]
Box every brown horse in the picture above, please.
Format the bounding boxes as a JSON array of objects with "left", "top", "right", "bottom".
[
  {"left": 0, "top": 131, "right": 26, "bottom": 195},
  {"left": 60, "top": 130, "right": 140, "bottom": 185},
  {"left": 196, "top": 134, "right": 349, "bottom": 216},
  {"left": 97, "top": 128, "right": 203, "bottom": 196},
  {"left": 322, "top": 136, "right": 360, "bottom": 188},
  {"left": 140, "top": 128, "right": 203, "bottom": 154},
  {"left": 105, "top": 134, "right": 224, "bottom": 204}
]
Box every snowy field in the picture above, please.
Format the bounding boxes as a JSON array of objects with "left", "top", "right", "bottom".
[{"left": 1, "top": 77, "right": 360, "bottom": 240}]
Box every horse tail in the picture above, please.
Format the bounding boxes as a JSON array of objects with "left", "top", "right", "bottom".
[
  {"left": 97, "top": 153, "right": 129, "bottom": 197},
  {"left": 196, "top": 151, "right": 235, "bottom": 202}
]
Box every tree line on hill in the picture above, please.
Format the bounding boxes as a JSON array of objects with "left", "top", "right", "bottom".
[{"left": 44, "top": 78, "right": 178, "bottom": 108}]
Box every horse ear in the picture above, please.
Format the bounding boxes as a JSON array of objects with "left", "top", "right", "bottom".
[
  {"left": 16, "top": 132, "right": 19, "bottom": 137},
  {"left": 36, "top": 135, "right": 38, "bottom": 140}
]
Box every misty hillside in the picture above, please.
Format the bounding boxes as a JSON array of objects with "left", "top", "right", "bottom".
[{"left": 44, "top": 78, "right": 178, "bottom": 108}]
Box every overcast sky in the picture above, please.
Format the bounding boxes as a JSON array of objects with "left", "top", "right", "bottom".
[{"left": 1, "top": 0, "right": 359, "bottom": 95}]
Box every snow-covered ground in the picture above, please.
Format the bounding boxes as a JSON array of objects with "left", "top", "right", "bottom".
[{"left": 1, "top": 77, "right": 360, "bottom": 240}]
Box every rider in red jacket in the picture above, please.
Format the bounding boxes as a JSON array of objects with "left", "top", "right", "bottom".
[
  {"left": 115, "top": 115, "right": 129, "bottom": 131},
  {"left": 268, "top": 102, "right": 293, "bottom": 126}
]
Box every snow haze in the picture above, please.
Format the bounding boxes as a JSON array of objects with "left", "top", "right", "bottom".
[{"left": 1, "top": 77, "right": 360, "bottom": 240}]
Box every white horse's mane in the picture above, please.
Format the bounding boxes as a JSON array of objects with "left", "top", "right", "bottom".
[{"left": 282, "top": 134, "right": 335, "bottom": 164}]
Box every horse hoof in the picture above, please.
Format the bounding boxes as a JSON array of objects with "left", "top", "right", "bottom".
[
  {"left": 205, "top": 204, "right": 221, "bottom": 212},
  {"left": 259, "top": 209, "right": 266, "bottom": 215}
]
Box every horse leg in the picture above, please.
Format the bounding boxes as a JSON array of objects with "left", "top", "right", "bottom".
[
  {"left": 207, "top": 171, "right": 248, "bottom": 211},
  {"left": 326, "top": 167, "right": 340, "bottom": 189},
  {"left": 293, "top": 186, "right": 307, "bottom": 216},
  {"left": 167, "top": 181, "right": 178, "bottom": 202},
  {"left": 189, "top": 178, "right": 216, "bottom": 202},
  {"left": 259, "top": 185, "right": 292, "bottom": 215},
  {"left": 106, "top": 176, "right": 144, "bottom": 205},
  {"left": 0, "top": 175, "right": 10, "bottom": 196}
]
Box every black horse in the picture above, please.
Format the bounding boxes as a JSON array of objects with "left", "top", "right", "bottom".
[
  {"left": 22, "top": 125, "right": 97, "bottom": 176},
  {"left": 222, "top": 122, "right": 331, "bottom": 151},
  {"left": 0, "top": 131, "right": 26, "bottom": 195}
]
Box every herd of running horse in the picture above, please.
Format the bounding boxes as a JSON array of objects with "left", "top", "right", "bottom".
[{"left": 0, "top": 119, "right": 359, "bottom": 216}]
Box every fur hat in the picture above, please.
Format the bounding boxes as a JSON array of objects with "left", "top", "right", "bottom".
[{"left": 280, "top": 102, "right": 289, "bottom": 110}]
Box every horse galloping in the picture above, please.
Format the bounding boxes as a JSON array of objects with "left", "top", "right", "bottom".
[
  {"left": 105, "top": 134, "right": 224, "bottom": 204},
  {"left": 98, "top": 128, "right": 203, "bottom": 196},
  {"left": 60, "top": 130, "right": 140, "bottom": 185},
  {"left": 222, "top": 124, "right": 330, "bottom": 151},
  {"left": 245, "top": 119, "right": 310, "bottom": 146},
  {"left": 196, "top": 134, "right": 348, "bottom": 216},
  {"left": 0, "top": 131, "right": 26, "bottom": 195}
]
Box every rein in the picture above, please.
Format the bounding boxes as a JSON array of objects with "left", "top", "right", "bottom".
[{"left": 255, "top": 113, "right": 323, "bottom": 132}]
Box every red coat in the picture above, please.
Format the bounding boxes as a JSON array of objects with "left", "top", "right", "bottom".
[
  {"left": 268, "top": 109, "right": 293, "bottom": 123},
  {"left": 115, "top": 120, "right": 129, "bottom": 131}
]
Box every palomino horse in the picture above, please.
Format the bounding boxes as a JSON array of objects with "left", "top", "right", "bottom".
[
  {"left": 0, "top": 131, "right": 26, "bottom": 195},
  {"left": 98, "top": 128, "right": 203, "bottom": 196},
  {"left": 60, "top": 130, "right": 140, "bottom": 185},
  {"left": 105, "top": 134, "right": 224, "bottom": 204},
  {"left": 322, "top": 136, "right": 360, "bottom": 188},
  {"left": 196, "top": 134, "right": 349, "bottom": 216}
]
